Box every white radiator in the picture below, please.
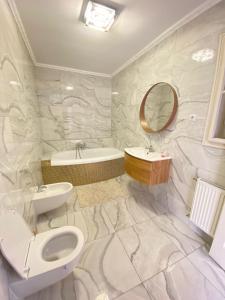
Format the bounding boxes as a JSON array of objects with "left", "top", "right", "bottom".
[{"left": 190, "top": 178, "right": 224, "bottom": 237}]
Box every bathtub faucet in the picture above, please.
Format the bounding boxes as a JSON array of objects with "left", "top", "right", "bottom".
[{"left": 73, "top": 140, "right": 86, "bottom": 159}]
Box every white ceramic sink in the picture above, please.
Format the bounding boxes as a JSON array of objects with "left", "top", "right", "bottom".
[
  {"left": 32, "top": 182, "right": 73, "bottom": 215},
  {"left": 124, "top": 147, "right": 171, "bottom": 162}
]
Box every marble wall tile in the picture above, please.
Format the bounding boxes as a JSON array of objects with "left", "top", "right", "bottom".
[
  {"left": 117, "top": 220, "right": 184, "bottom": 281},
  {"left": 112, "top": 1, "right": 225, "bottom": 228},
  {"left": 42, "top": 137, "right": 114, "bottom": 159},
  {"left": 35, "top": 67, "right": 112, "bottom": 155},
  {"left": 0, "top": 0, "right": 42, "bottom": 297},
  {"left": 143, "top": 258, "right": 225, "bottom": 300}
]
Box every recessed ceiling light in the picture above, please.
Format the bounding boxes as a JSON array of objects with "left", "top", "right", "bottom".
[
  {"left": 65, "top": 85, "right": 74, "bottom": 91},
  {"left": 84, "top": 1, "right": 116, "bottom": 32},
  {"left": 9, "top": 80, "right": 21, "bottom": 87},
  {"left": 192, "top": 48, "right": 214, "bottom": 62},
  {"left": 112, "top": 91, "right": 119, "bottom": 95}
]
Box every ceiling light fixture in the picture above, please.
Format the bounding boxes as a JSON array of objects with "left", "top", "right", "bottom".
[
  {"left": 65, "top": 85, "right": 74, "bottom": 91},
  {"left": 192, "top": 48, "right": 214, "bottom": 62},
  {"left": 9, "top": 80, "right": 21, "bottom": 87},
  {"left": 84, "top": 1, "right": 116, "bottom": 32}
]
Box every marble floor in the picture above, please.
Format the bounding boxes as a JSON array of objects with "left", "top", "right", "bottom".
[{"left": 28, "top": 176, "right": 225, "bottom": 300}]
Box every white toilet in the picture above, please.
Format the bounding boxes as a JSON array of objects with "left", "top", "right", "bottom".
[{"left": 0, "top": 210, "right": 84, "bottom": 300}]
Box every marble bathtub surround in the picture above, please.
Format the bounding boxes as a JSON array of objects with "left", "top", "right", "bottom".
[{"left": 35, "top": 67, "right": 112, "bottom": 155}]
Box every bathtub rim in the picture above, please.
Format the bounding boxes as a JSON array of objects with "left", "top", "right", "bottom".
[{"left": 51, "top": 147, "right": 124, "bottom": 166}]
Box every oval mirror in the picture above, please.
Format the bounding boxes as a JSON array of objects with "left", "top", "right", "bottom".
[{"left": 139, "top": 82, "right": 178, "bottom": 133}]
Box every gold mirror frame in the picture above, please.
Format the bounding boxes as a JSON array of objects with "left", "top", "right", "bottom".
[{"left": 139, "top": 82, "right": 178, "bottom": 133}]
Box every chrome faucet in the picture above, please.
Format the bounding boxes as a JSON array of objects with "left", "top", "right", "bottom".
[
  {"left": 145, "top": 144, "right": 154, "bottom": 154},
  {"left": 145, "top": 136, "right": 154, "bottom": 154},
  {"left": 37, "top": 185, "right": 48, "bottom": 193},
  {"left": 73, "top": 140, "right": 86, "bottom": 159}
]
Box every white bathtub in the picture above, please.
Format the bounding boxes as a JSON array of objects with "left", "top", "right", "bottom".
[{"left": 51, "top": 147, "right": 124, "bottom": 166}]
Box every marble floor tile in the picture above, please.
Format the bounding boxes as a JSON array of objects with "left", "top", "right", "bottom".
[
  {"left": 117, "top": 220, "right": 184, "bottom": 281},
  {"left": 143, "top": 258, "right": 225, "bottom": 300},
  {"left": 80, "top": 204, "right": 115, "bottom": 242},
  {"left": 37, "top": 204, "right": 114, "bottom": 243},
  {"left": 37, "top": 210, "right": 89, "bottom": 240},
  {"left": 114, "top": 284, "right": 150, "bottom": 300},
  {"left": 126, "top": 195, "right": 158, "bottom": 222},
  {"left": 73, "top": 233, "right": 141, "bottom": 299},
  {"left": 119, "top": 176, "right": 169, "bottom": 216},
  {"left": 103, "top": 194, "right": 160, "bottom": 232},
  {"left": 152, "top": 213, "right": 205, "bottom": 255},
  {"left": 188, "top": 246, "right": 225, "bottom": 297},
  {"left": 103, "top": 197, "right": 135, "bottom": 231}
]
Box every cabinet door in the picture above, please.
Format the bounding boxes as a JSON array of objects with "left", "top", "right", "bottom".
[{"left": 203, "top": 33, "right": 225, "bottom": 148}]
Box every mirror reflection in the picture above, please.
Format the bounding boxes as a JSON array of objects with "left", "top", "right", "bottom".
[{"left": 140, "top": 82, "right": 178, "bottom": 132}]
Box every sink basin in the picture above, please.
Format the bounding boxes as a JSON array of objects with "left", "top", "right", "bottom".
[
  {"left": 32, "top": 182, "right": 73, "bottom": 215},
  {"left": 124, "top": 147, "right": 171, "bottom": 162}
]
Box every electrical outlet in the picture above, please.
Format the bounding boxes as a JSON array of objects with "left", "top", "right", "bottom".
[{"left": 189, "top": 114, "right": 197, "bottom": 121}]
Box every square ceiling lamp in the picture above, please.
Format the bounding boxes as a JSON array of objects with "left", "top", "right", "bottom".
[{"left": 84, "top": 1, "right": 116, "bottom": 32}]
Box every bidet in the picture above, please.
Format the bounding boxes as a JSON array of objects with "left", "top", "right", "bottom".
[{"left": 32, "top": 182, "right": 73, "bottom": 215}]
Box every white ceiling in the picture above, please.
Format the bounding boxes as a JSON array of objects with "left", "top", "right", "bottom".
[{"left": 13, "top": 0, "right": 219, "bottom": 76}]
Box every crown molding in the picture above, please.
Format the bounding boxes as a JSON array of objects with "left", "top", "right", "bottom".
[
  {"left": 112, "top": 0, "right": 223, "bottom": 77},
  {"left": 35, "top": 63, "right": 111, "bottom": 78},
  {"left": 7, "top": 0, "right": 222, "bottom": 78},
  {"left": 7, "top": 0, "right": 111, "bottom": 78},
  {"left": 7, "top": 0, "right": 37, "bottom": 65}
]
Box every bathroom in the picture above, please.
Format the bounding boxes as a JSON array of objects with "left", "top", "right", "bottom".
[{"left": 1, "top": 0, "right": 225, "bottom": 299}]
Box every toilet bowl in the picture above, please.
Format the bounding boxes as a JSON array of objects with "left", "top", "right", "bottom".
[
  {"left": 0, "top": 210, "right": 84, "bottom": 300},
  {"left": 32, "top": 182, "right": 73, "bottom": 215}
]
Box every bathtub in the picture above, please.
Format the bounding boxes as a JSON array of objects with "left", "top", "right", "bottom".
[
  {"left": 51, "top": 148, "right": 124, "bottom": 166},
  {"left": 41, "top": 148, "right": 125, "bottom": 186}
]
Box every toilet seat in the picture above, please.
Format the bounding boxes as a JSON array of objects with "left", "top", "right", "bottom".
[
  {"left": 0, "top": 210, "right": 84, "bottom": 279},
  {"left": 27, "top": 226, "right": 84, "bottom": 278}
]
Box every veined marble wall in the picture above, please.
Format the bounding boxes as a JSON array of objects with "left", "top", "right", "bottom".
[
  {"left": 0, "top": 0, "right": 42, "bottom": 299},
  {"left": 112, "top": 1, "right": 225, "bottom": 223},
  {"left": 35, "top": 67, "right": 112, "bottom": 156}
]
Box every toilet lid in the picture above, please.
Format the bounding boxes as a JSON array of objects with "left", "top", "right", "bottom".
[{"left": 0, "top": 210, "right": 33, "bottom": 278}]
